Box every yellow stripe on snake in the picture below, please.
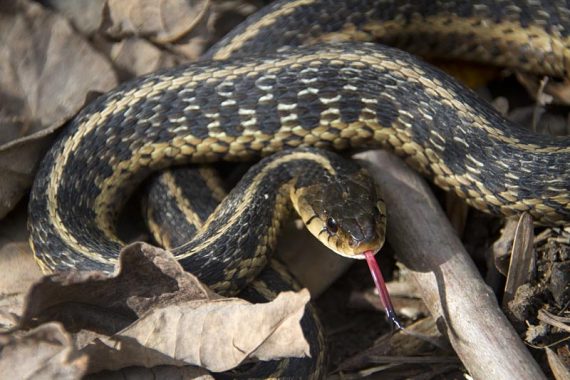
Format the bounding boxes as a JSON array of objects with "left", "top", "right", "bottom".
[
  {"left": 144, "top": 165, "right": 329, "bottom": 379},
  {"left": 28, "top": 0, "right": 570, "bottom": 378}
]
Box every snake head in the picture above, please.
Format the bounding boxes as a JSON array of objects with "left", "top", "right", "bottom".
[{"left": 292, "top": 167, "right": 387, "bottom": 258}]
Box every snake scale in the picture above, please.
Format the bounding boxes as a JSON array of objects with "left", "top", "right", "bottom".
[
  {"left": 27, "top": 0, "right": 570, "bottom": 378},
  {"left": 144, "top": 163, "right": 330, "bottom": 379}
]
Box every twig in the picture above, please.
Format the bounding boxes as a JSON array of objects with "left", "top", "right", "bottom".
[
  {"left": 538, "top": 310, "right": 570, "bottom": 333},
  {"left": 356, "top": 150, "right": 546, "bottom": 380},
  {"left": 503, "top": 213, "right": 535, "bottom": 308}
]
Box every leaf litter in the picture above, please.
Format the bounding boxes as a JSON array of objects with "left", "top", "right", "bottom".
[
  {"left": 0, "top": 1, "right": 314, "bottom": 377},
  {"left": 6, "top": 242, "right": 311, "bottom": 376},
  {"left": 0, "top": 0, "right": 569, "bottom": 378},
  {"left": 0, "top": 0, "right": 117, "bottom": 219}
]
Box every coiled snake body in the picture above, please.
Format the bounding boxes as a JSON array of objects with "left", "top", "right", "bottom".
[{"left": 28, "top": 0, "right": 570, "bottom": 378}]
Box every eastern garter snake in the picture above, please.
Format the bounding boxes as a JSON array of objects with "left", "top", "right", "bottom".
[
  {"left": 143, "top": 162, "right": 331, "bottom": 379},
  {"left": 27, "top": 0, "right": 570, "bottom": 378}
]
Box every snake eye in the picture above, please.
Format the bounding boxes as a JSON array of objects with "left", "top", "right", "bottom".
[{"left": 326, "top": 217, "right": 338, "bottom": 234}]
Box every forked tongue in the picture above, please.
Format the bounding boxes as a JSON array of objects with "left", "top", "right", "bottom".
[{"left": 364, "top": 250, "right": 403, "bottom": 330}]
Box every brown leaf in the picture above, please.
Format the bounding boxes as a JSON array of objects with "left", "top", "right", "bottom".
[
  {"left": 84, "top": 289, "right": 311, "bottom": 373},
  {"left": 0, "top": 206, "right": 43, "bottom": 330},
  {"left": 0, "top": 126, "right": 60, "bottom": 220},
  {"left": 277, "top": 221, "right": 353, "bottom": 298},
  {"left": 21, "top": 242, "right": 217, "bottom": 334},
  {"left": 546, "top": 347, "right": 570, "bottom": 380},
  {"left": 165, "top": 22, "right": 212, "bottom": 61},
  {"left": 41, "top": 0, "right": 107, "bottom": 35},
  {"left": 20, "top": 242, "right": 311, "bottom": 374},
  {"left": 96, "top": 37, "right": 180, "bottom": 79},
  {"left": 0, "top": 0, "right": 117, "bottom": 219},
  {"left": 0, "top": 322, "right": 88, "bottom": 379},
  {"left": 0, "top": 1, "right": 117, "bottom": 141},
  {"left": 88, "top": 365, "right": 213, "bottom": 380},
  {"left": 492, "top": 217, "right": 520, "bottom": 276},
  {"left": 503, "top": 212, "right": 535, "bottom": 308},
  {"left": 103, "top": 0, "right": 210, "bottom": 43}
]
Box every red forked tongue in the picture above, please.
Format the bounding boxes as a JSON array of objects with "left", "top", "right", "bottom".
[{"left": 364, "top": 250, "right": 403, "bottom": 330}]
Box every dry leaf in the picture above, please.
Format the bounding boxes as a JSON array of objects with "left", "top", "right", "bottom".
[
  {"left": 277, "top": 222, "right": 353, "bottom": 298},
  {"left": 0, "top": 322, "right": 88, "bottom": 379},
  {"left": 21, "top": 243, "right": 218, "bottom": 335},
  {"left": 41, "top": 0, "right": 107, "bottom": 35},
  {"left": 0, "top": 127, "right": 59, "bottom": 220},
  {"left": 0, "top": 206, "right": 43, "bottom": 330},
  {"left": 0, "top": 0, "right": 117, "bottom": 219},
  {"left": 549, "top": 261, "right": 570, "bottom": 306},
  {"left": 0, "top": 0, "right": 117, "bottom": 141},
  {"left": 492, "top": 217, "right": 520, "bottom": 276},
  {"left": 0, "top": 242, "right": 42, "bottom": 330},
  {"left": 103, "top": 0, "right": 210, "bottom": 43},
  {"left": 83, "top": 289, "right": 311, "bottom": 373},
  {"left": 19, "top": 243, "right": 311, "bottom": 374},
  {"left": 503, "top": 213, "right": 535, "bottom": 308},
  {"left": 97, "top": 37, "right": 180, "bottom": 78},
  {"left": 166, "top": 23, "right": 212, "bottom": 61},
  {"left": 88, "top": 365, "right": 213, "bottom": 380},
  {"left": 546, "top": 347, "right": 570, "bottom": 380}
]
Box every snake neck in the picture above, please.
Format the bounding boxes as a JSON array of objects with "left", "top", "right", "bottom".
[
  {"left": 144, "top": 166, "right": 327, "bottom": 375},
  {"left": 170, "top": 148, "right": 353, "bottom": 294}
]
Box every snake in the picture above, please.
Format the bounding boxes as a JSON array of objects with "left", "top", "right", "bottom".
[
  {"left": 143, "top": 164, "right": 329, "bottom": 379},
  {"left": 27, "top": 0, "right": 570, "bottom": 378}
]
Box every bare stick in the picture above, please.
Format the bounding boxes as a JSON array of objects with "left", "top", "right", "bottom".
[{"left": 357, "top": 150, "right": 545, "bottom": 380}]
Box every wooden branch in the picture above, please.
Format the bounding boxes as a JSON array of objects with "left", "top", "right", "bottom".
[{"left": 357, "top": 150, "right": 546, "bottom": 380}]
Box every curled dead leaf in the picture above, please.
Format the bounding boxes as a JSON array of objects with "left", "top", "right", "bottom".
[
  {"left": 0, "top": 126, "right": 62, "bottom": 220},
  {"left": 100, "top": 37, "right": 180, "bottom": 78},
  {"left": 0, "top": 322, "right": 88, "bottom": 379},
  {"left": 0, "top": 206, "right": 43, "bottom": 331},
  {"left": 0, "top": 1, "right": 117, "bottom": 141},
  {"left": 41, "top": 0, "right": 107, "bottom": 35},
  {"left": 0, "top": 0, "right": 117, "bottom": 219},
  {"left": 103, "top": 0, "right": 210, "bottom": 43},
  {"left": 21, "top": 243, "right": 217, "bottom": 334},
  {"left": 83, "top": 290, "right": 311, "bottom": 373},
  {"left": 89, "top": 365, "right": 213, "bottom": 380},
  {"left": 545, "top": 347, "right": 570, "bottom": 380},
  {"left": 19, "top": 242, "right": 311, "bottom": 374}
]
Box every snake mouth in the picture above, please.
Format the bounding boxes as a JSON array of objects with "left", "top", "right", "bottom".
[
  {"left": 332, "top": 239, "right": 384, "bottom": 259},
  {"left": 330, "top": 226, "right": 386, "bottom": 259}
]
